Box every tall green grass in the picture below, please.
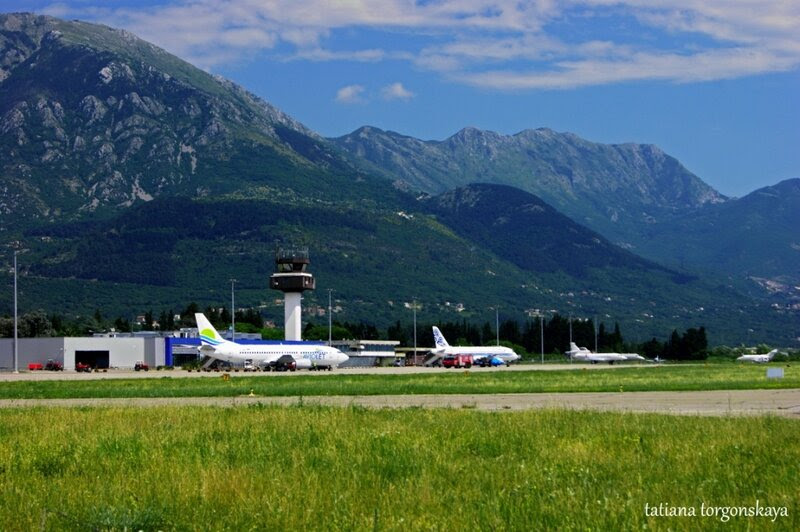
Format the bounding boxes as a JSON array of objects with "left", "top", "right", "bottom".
[
  {"left": 0, "top": 406, "right": 797, "bottom": 530},
  {"left": 2, "top": 364, "right": 798, "bottom": 399}
]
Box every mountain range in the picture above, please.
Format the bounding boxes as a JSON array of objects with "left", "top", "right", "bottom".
[
  {"left": 332, "top": 125, "right": 726, "bottom": 243},
  {"left": 332, "top": 126, "right": 800, "bottom": 294},
  {"left": 0, "top": 12, "right": 797, "bottom": 345}
]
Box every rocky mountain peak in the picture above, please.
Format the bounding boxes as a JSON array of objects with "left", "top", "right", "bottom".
[{"left": 0, "top": 12, "right": 333, "bottom": 226}]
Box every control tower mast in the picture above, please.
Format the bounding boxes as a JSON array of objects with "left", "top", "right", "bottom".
[{"left": 269, "top": 247, "right": 315, "bottom": 341}]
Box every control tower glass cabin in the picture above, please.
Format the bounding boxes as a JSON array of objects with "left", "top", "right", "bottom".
[{"left": 269, "top": 248, "right": 315, "bottom": 341}]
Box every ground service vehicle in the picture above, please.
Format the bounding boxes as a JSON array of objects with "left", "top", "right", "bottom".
[
  {"left": 134, "top": 362, "right": 149, "bottom": 371},
  {"left": 264, "top": 356, "right": 297, "bottom": 372},
  {"left": 75, "top": 362, "right": 92, "bottom": 373},
  {"left": 443, "top": 354, "right": 473, "bottom": 369},
  {"left": 45, "top": 359, "right": 64, "bottom": 371},
  {"left": 476, "top": 356, "right": 506, "bottom": 367}
]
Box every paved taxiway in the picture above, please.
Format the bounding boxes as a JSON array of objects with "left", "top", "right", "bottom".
[
  {"left": 0, "top": 363, "right": 647, "bottom": 381},
  {"left": 1, "top": 365, "right": 797, "bottom": 417}
]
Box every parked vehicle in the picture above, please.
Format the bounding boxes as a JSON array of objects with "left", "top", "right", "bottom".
[
  {"left": 265, "top": 360, "right": 297, "bottom": 372},
  {"left": 28, "top": 363, "right": 43, "bottom": 371},
  {"left": 476, "top": 356, "right": 506, "bottom": 368},
  {"left": 75, "top": 362, "right": 92, "bottom": 373},
  {"left": 134, "top": 361, "right": 149, "bottom": 371},
  {"left": 442, "top": 354, "right": 473, "bottom": 369},
  {"left": 44, "top": 359, "right": 64, "bottom": 371}
]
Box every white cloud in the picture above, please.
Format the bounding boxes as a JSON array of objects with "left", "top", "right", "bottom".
[
  {"left": 41, "top": 1, "right": 800, "bottom": 88},
  {"left": 381, "top": 82, "right": 415, "bottom": 101},
  {"left": 335, "top": 84, "right": 365, "bottom": 104},
  {"left": 292, "top": 48, "right": 387, "bottom": 63},
  {"left": 459, "top": 47, "right": 800, "bottom": 90}
]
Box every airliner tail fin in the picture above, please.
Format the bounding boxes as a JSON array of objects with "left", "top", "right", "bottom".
[
  {"left": 432, "top": 326, "right": 450, "bottom": 349},
  {"left": 195, "top": 313, "right": 229, "bottom": 349}
]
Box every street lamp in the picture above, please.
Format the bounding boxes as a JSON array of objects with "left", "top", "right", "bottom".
[
  {"left": 569, "top": 314, "right": 573, "bottom": 345},
  {"left": 327, "top": 289, "right": 333, "bottom": 346},
  {"left": 489, "top": 306, "right": 500, "bottom": 346},
  {"left": 13, "top": 250, "right": 18, "bottom": 374},
  {"left": 540, "top": 314, "right": 544, "bottom": 365},
  {"left": 569, "top": 314, "right": 573, "bottom": 364},
  {"left": 229, "top": 279, "right": 236, "bottom": 341},
  {"left": 410, "top": 298, "right": 421, "bottom": 364}
]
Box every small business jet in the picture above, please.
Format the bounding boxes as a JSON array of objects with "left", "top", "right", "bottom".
[
  {"left": 566, "top": 342, "right": 643, "bottom": 364},
  {"left": 195, "top": 313, "right": 348, "bottom": 370},
  {"left": 427, "top": 326, "right": 520, "bottom": 366},
  {"left": 736, "top": 349, "right": 779, "bottom": 363}
]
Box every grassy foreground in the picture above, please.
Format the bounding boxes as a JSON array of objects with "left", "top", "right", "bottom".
[
  {"left": 2, "top": 364, "right": 799, "bottom": 399},
  {"left": 0, "top": 406, "right": 797, "bottom": 530}
]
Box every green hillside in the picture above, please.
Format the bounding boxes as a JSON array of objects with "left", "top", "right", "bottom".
[
  {"left": 639, "top": 179, "right": 800, "bottom": 290},
  {"left": 4, "top": 191, "right": 792, "bottom": 345}
]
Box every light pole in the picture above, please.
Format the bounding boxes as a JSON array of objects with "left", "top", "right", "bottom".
[
  {"left": 13, "top": 250, "right": 18, "bottom": 374},
  {"left": 327, "top": 289, "right": 333, "bottom": 346},
  {"left": 229, "top": 278, "right": 236, "bottom": 341},
  {"left": 569, "top": 314, "right": 573, "bottom": 345},
  {"left": 413, "top": 299, "right": 417, "bottom": 360},
  {"left": 410, "top": 298, "right": 420, "bottom": 365},
  {"left": 594, "top": 316, "right": 598, "bottom": 353},
  {"left": 569, "top": 314, "right": 573, "bottom": 364},
  {"left": 494, "top": 306, "right": 500, "bottom": 346},
  {"left": 540, "top": 314, "right": 544, "bottom": 365}
]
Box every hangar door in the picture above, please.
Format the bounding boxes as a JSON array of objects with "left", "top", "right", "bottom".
[{"left": 75, "top": 350, "right": 110, "bottom": 369}]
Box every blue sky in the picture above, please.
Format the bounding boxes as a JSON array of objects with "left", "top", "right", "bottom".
[{"left": 6, "top": 1, "right": 799, "bottom": 197}]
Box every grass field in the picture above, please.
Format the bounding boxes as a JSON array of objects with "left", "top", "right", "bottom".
[
  {"left": 0, "top": 406, "right": 797, "bottom": 530},
  {"left": 1, "top": 364, "right": 798, "bottom": 399}
]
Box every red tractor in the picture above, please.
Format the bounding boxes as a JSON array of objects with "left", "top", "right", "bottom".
[
  {"left": 44, "top": 359, "right": 64, "bottom": 371},
  {"left": 75, "top": 362, "right": 92, "bottom": 373},
  {"left": 134, "top": 361, "right": 150, "bottom": 371}
]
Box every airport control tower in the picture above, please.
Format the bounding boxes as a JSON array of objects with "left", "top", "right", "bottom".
[{"left": 269, "top": 247, "right": 315, "bottom": 341}]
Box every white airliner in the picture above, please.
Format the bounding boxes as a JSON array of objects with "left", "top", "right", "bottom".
[
  {"left": 195, "top": 313, "right": 348, "bottom": 370},
  {"left": 566, "top": 342, "right": 644, "bottom": 364},
  {"left": 427, "top": 326, "right": 520, "bottom": 366},
  {"left": 736, "top": 349, "right": 779, "bottom": 363}
]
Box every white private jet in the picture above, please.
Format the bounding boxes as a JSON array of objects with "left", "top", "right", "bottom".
[
  {"left": 426, "top": 326, "right": 520, "bottom": 366},
  {"left": 736, "top": 349, "right": 779, "bottom": 363},
  {"left": 195, "top": 313, "right": 348, "bottom": 370},
  {"left": 566, "top": 342, "right": 644, "bottom": 364}
]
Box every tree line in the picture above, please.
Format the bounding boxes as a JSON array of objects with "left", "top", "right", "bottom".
[{"left": 2, "top": 306, "right": 708, "bottom": 360}]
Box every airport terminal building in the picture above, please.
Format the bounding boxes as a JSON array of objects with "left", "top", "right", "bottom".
[
  {"left": 0, "top": 333, "right": 405, "bottom": 370},
  {"left": 0, "top": 329, "right": 265, "bottom": 370},
  {"left": 0, "top": 336, "right": 167, "bottom": 370}
]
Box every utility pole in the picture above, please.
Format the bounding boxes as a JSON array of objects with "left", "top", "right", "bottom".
[
  {"left": 13, "top": 250, "right": 18, "bottom": 374},
  {"left": 230, "top": 279, "right": 236, "bottom": 341},
  {"left": 327, "top": 289, "right": 333, "bottom": 346}
]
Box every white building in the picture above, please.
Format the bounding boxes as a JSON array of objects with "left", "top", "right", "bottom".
[{"left": 0, "top": 337, "right": 165, "bottom": 370}]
